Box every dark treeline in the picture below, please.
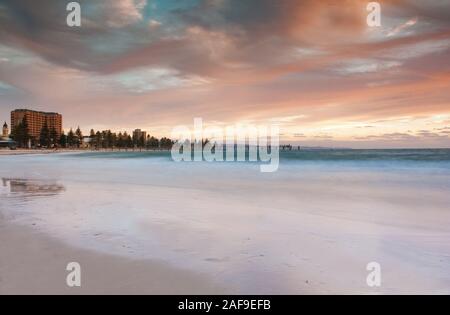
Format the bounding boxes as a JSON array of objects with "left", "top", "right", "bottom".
[
  {"left": 11, "top": 120, "right": 174, "bottom": 150},
  {"left": 62, "top": 128, "right": 174, "bottom": 150}
]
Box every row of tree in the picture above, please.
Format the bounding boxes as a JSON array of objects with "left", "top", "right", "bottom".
[
  {"left": 80, "top": 129, "right": 174, "bottom": 150},
  {"left": 10, "top": 118, "right": 173, "bottom": 150},
  {"left": 59, "top": 127, "right": 83, "bottom": 148}
]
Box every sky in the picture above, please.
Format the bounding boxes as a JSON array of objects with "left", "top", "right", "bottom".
[{"left": 0, "top": 0, "right": 449, "bottom": 148}]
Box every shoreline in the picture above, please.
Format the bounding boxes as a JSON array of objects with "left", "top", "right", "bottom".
[
  {"left": 0, "top": 148, "right": 171, "bottom": 156},
  {"left": 0, "top": 220, "right": 230, "bottom": 295}
]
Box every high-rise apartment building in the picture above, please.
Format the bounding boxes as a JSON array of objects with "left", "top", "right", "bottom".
[{"left": 11, "top": 109, "right": 63, "bottom": 141}]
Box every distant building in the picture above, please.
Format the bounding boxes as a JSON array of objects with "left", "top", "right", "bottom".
[
  {"left": 11, "top": 109, "right": 62, "bottom": 141},
  {"left": 0, "top": 122, "right": 16, "bottom": 149},
  {"left": 133, "top": 129, "right": 147, "bottom": 144},
  {"left": 81, "top": 136, "right": 93, "bottom": 149}
]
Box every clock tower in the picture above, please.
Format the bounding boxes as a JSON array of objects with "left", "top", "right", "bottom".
[{"left": 2, "top": 122, "right": 8, "bottom": 138}]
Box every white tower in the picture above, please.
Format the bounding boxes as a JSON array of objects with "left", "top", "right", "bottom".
[{"left": 2, "top": 122, "right": 8, "bottom": 138}]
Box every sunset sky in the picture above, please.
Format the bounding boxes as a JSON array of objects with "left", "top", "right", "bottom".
[{"left": 0, "top": 0, "right": 449, "bottom": 148}]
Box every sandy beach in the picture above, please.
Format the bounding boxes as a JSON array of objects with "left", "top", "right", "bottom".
[
  {"left": 0, "top": 149, "right": 65, "bottom": 156},
  {"left": 1, "top": 150, "right": 450, "bottom": 294},
  {"left": 0, "top": 149, "right": 168, "bottom": 156},
  {"left": 0, "top": 221, "right": 228, "bottom": 295}
]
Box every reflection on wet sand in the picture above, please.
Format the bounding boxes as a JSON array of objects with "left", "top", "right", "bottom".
[{"left": 1, "top": 178, "right": 65, "bottom": 196}]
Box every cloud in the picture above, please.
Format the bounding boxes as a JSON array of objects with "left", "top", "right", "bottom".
[
  {"left": 1, "top": 0, "right": 450, "bottom": 148},
  {"left": 334, "top": 59, "right": 402, "bottom": 75},
  {"left": 354, "top": 130, "right": 449, "bottom": 142},
  {"left": 382, "top": 38, "right": 450, "bottom": 60},
  {"left": 103, "top": 0, "right": 147, "bottom": 27},
  {"left": 387, "top": 17, "right": 418, "bottom": 37},
  {"left": 1, "top": 0, "right": 449, "bottom": 80}
]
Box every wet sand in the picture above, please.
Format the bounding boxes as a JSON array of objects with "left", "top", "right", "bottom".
[
  {"left": 0, "top": 149, "right": 169, "bottom": 156},
  {"left": 0, "top": 222, "right": 230, "bottom": 295},
  {"left": 0, "top": 149, "right": 85, "bottom": 156}
]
